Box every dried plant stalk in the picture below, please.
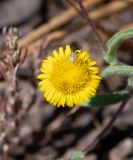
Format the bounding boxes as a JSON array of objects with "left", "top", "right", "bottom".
[
  {"left": 28, "top": 31, "right": 67, "bottom": 54},
  {"left": 19, "top": 0, "right": 102, "bottom": 47}
]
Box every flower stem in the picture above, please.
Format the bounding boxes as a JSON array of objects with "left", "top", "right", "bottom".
[{"left": 83, "top": 94, "right": 131, "bottom": 155}]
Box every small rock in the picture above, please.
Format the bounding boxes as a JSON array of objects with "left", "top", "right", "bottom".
[
  {"left": 0, "top": 0, "right": 42, "bottom": 28},
  {"left": 109, "top": 138, "right": 133, "bottom": 160}
]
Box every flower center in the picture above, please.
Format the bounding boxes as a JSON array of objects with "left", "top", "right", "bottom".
[{"left": 50, "top": 58, "right": 90, "bottom": 94}]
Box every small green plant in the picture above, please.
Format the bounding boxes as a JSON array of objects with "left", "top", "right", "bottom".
[
  {"left": 87, "top": 27, "right": 133, "bottom": 107},
  {"left": 70, "top": 151, "right": 85, "bottom": 160}
]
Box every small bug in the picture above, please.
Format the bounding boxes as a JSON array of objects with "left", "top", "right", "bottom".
[{"left": 69, "top": 50, "right": 80, "bottom": 62}]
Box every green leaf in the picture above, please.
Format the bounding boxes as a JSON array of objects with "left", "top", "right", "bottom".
[
  {"left": 102, "top": 65, "right": 133, "bottom": 78},
  {"left": 70, "top": 151, "right": 85, "bottom": 160},
  {"left": 104, "top": 27, "right": 133, "bottom": 65},
  {"left": 84, "top": 90, "right": 129, "bottom": 107}
]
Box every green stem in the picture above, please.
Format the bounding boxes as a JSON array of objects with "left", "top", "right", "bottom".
[
  {"left": 104, "top": 27, "right": 133, "bottom": 65},
  {"left": 102, "top": 65, "right": 133, "bottom": 78}
]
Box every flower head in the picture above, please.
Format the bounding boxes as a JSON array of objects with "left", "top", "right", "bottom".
[{"left": 37, "top": 45, "right": 101, "bottom": 107}]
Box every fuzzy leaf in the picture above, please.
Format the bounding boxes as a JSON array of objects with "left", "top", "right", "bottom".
[
  {"left": 104, "top": 27, "right": 133, "bottom": 65},
  {"left": 84, "top": 91, "right": 129, "bottom": 107},
  {"left": 127, "top": 77, "right": 133, "bottom": 88},
  {"left": 102, "top": 65, "right": 133, "bottom": 78}
]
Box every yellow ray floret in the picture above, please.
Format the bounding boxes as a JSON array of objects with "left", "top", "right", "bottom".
[{"left": 37, "top": 45, "right": 101, "bottom": 107}]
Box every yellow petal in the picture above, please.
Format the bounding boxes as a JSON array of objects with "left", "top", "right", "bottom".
[
  {"left": 65, "top": 45, "right": 72, "bottom": 55},
  {"left": 37, "top": 74, "right": 46, "bottom": 79},
  {"left": 58, "top": 95, "right": 66, "bottom": 107},
  {"left": 53, "top": 92, "right": 62, "bottom": 106},
  {"left": 90, "top": 75, "right": 101, "bottom": 80},
  {"left": 89, "top": 61, "right": 96, "bottom": 66},
  {"left": 46, "top": 89, "right": 56, "bottom": 101},
  {"left": 59, "top": 47, "right": 64, "bottom": 57},
  {"left": 53, "top": 50, "right": 59, "bottom": 58},
  {"left": 66, "top": 95, "right": 73, "bottom": 107}
]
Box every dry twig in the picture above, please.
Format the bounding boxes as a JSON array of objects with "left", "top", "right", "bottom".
[{"left": 20, "top": 0, "right": 128, "bottom": 55}]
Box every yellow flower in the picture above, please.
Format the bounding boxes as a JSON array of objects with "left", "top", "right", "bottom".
[{"left": 37, "top": 45, "right": 101, "bottom": 107}]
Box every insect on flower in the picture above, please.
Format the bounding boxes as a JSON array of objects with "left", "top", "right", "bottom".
[
  {"left": 69, "top": 50, "right": 81, "bottom": 62},
  {"left": 37, "top": 45, "right": 101, "bottom": 107}
]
